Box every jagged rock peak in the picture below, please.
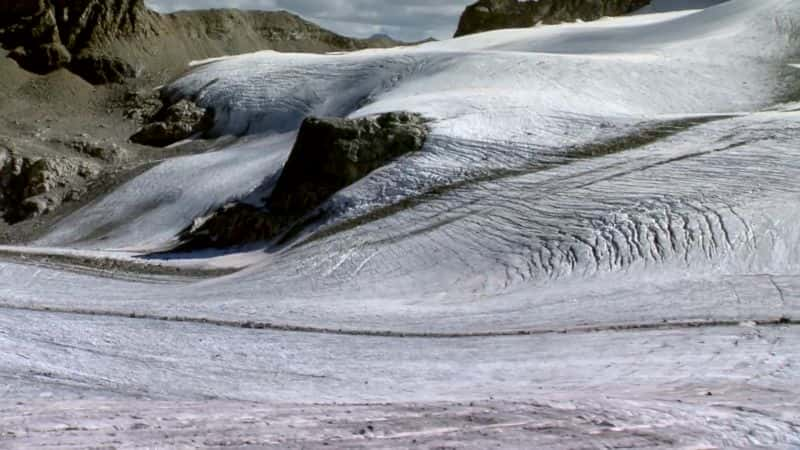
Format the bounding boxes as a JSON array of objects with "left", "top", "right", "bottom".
[
  {"left": 0, "top": 0, "right": 155, "bottom": 51},
  {"left": 0, "top": 0, "right": 150, "bottom": 78},
  {"left": 49, "top": 0, "right": 155, "bottom": 51}
]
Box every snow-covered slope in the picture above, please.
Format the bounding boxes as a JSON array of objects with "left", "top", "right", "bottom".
[
  {"left": 2, "top": 0, "right": 800, "bottom": 445},
  {"left": 37, "top": 0, "right": 800, "bottom": 252}
]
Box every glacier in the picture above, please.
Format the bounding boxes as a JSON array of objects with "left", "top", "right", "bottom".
[{"left": 1, "top": 0, "right": 800, "bottom": 446}]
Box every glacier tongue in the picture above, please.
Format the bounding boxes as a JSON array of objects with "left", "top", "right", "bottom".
[{"left": 15, "top": 0, "right": 800, "bottom": 325}]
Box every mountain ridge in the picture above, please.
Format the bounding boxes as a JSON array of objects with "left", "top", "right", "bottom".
[{"left": 0, "top": 0, "right": 405, "bottom": 84}]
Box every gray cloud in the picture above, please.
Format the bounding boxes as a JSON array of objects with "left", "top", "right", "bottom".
[{"left": 144, "top": 0, "right": 475, "bottom": 41}]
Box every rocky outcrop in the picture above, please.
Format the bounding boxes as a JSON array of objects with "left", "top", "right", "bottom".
[
  {"left": 130, "top": 100, "right": 213, "bottom": 147},
  {"left": 122, "top": 89, "right": 165, "bottom": 124},
  {"left": 270, "top": 112, "right": 428, "bottom": 216},
  {"left": 454, "top": 0, "right": 651, "bottom": 37},
  {"left": 179, "top": 112, "right": 429, "bottom": 249},
  {"left": 0, "top": 0, "right": 59, "bottom": 48},
  {"left": 0, "top": 0, "right": 152, "bottom": 82},
  {"left": 0, "top": 146, "right": 99, "bottom": 223},
  {"left": 0, "top": 0, "right": 404, "bottom": 85},
  {"left": 49, "top": 0, "right": 155, "bottom": 51},
  {"left": 182, "top": 203, "right": 281, "bottom": 249},
  {"left": 0, "top": 0, "right": 68, "bottom": 73},
  {"left": 60, "top": 135, "right": 129, "bottom": 163}
]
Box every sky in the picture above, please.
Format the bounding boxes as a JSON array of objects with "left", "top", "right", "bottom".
[{"left": 144, "top": 0, "right": 476, "bottom": 42}]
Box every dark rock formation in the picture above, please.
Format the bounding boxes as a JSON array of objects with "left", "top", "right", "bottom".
[
  {"left": 0, "top": 0, "right": 405, "bottom": 84},
  {"left": 69, "top": 52, "right": 136, "bottom": 85},
  {"left": 130, "top": 99, "right": 213, "bottom": 147},
  {"left": 0, "top": 0, "right": 59, "bottom": 48},
  {"left": 270, "top": 112, "right": 428, "bottom": 216},
  {"left": 0, "top": 146, "right": 99, "bottom": 223},
  {"left": 49, "top": 0, "right": 155, "bottom": 51},
  {"left": 179, "top": 112, "right": 429, "bottom": 249},
  {"left": 0, "top": 0, "right": 151, "bottom": 83},
  {"left": 0, "top": 0, "right": 47, "bottom": 17},
  {"left": 454, "top": 0, "right": 651, "bottom": 37},
  {"left": 123, "top": 90, "right": 165, "bottom": 124},
  {"left": 8, "top": 42, "right": 71, "bottom": 73},
  {"left": 183, "top": 203, "right": 281, "bottom": 249}
]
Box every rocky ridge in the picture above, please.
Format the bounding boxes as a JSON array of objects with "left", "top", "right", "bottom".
[
  {"left": 0, "top": 0, "right": 405, "bottom": 85},
  {"left": 0, "top": 0, "right": 153, "bottom": 80},
  {"left": 455, "top": 0, "right": 652, "bottom": 37}
]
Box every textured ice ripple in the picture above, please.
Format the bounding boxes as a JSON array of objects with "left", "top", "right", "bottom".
[
  {"left": 3, "top": 111, "right": 800, "bottom": 333},
  {"left": 269, "top": 112, "right": 800, "bottom": 295}
]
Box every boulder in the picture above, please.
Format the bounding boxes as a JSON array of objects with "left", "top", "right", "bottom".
[
  {"left": 181, "top": 203, "right": 283, "bottom": 249},
  {"left": 130, "top": 99, "right": 213, "bottom": 147},
  {"left": 123, "top": 90, "right": 164, "bottom": 124},
  {"left": 454, "top": 0, "right": 651, "bottom": 37},
  {"left": 0, "top": 149, "right": 22, "bottom": 204},
  {"left": 269, "top": 112, "right": 429, "bottom": 215},
  {"left": 178, "top": 112, "right": 429, "bottom": 249},
  {"left": 20, "top": 194, "right": 58, "bottom": 218}
]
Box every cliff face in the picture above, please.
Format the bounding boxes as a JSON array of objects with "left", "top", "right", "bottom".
[
  {"left": 0, "top": 0, "right": 401, "bottom": 84},
  {"left": 49, "top": 0, "right": 157, "bottom": 51},
  {"left": 454, "top": 0, "right": 652, "bottom": 37},
  {"left": 0, "top": 0, "right": 157, "bottom": 58}
]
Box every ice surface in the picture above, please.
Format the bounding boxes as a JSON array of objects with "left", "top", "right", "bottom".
[
  {"left": 2, "top": 0, "right": 800, "bottom": 443},
  {"left": 36, "top": 132, "right": 296, "bottom": 250}
]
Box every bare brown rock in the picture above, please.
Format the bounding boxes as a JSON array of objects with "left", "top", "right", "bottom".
[
  {"left": 0, "top": 0, "right": 406, "bottom": 85},
  {"left": 0, "top": 146, "right": 99, "bottom": 223},
  {"left": 454, "top": 0, "right": 651, "bottom": 37},
  {"left": 270, "top": 112, "right": 429, "bottom": 216},
  {"left": 130, "top": 100, "right": 213, "bottom": 147}
]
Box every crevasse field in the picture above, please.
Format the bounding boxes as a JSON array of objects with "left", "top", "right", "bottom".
[{"left": 2, "top": 0, "right": 800, "bottom": 447}]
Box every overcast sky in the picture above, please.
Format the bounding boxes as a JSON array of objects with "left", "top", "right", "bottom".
[{"left": 144, "top": 0, "right": 475, "bottom": 42}]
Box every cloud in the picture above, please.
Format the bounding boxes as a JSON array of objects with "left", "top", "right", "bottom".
[{"left": 144, "top": 0, "right": 475, "bottom": 41}]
